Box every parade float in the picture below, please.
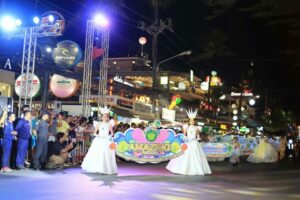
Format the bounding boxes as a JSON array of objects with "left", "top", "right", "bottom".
[
  {"left": 202, "top": 135, "right": 258, "bottom": 161},
  {"left": 112, "top": 125, "right": 187, "bottom": 163}
]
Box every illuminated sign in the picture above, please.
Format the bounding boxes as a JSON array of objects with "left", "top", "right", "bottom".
[
  {"left": 162, "top": 108, "right": 176, "bottom": 121},
  {"left": 231, "top": 92, "right": 253, "bottom": 97},
  {"left": 15, "top": 74, "right": 41, "bottom": 99},
  {"left": 117, "top": 99, "right": 133, "bottom": 109},
  {"left": 200, "top": 82, "right": 209, "bottom": 91},
  {"left": 112, "top": 128, "right": 187, "bottom": 163},
  {"left": 113, "top": 76, "right": 133, "bottom": 87},
  {"left": 50, "top": 74, "right": 79, "bottom": 98}
]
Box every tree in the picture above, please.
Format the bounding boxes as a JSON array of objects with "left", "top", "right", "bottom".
[{"left": 260, "top": 107, "right": 295, "bottom": 133}]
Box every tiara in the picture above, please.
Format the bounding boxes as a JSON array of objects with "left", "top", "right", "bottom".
[
  {"left": 98, "top": 105, "right": 111, "bottom": 115},
  {"left": 185, "top": 108, "right": 198, "bottom": 119}
]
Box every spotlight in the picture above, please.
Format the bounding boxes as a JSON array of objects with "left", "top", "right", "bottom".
[
  {"left": 48, "top": 15, "right": 54, "bottom": 23},
  {"left": 46, "top": 47, "right": 52, "bottom": 53},
  {"left": 231, "top": 103, "right": 237, "bottom": 109},
  {"left": 233, "top": 115, "right": 238, "bottom": 121},
  {"left": 33, "top": 16, "right": 40, "bottom": 24},
  {"left": 249, "top": 99, "right": 256, "bottom": 106},
  {"left": 1, "top": 16, "right": 16, "bottom": 31},
  {"left": 232, "top": 109, "right": 238, "bottom": 115},
  {"left": 15, "top": 19, "right": 22, "bottom": 26},
  {"left": 93, "top": 14, "right": 109, "bottom": 27}
]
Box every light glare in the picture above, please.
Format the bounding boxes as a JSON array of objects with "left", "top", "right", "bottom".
[
  {"left": 15, "top": 19, "right": 22, "bottom": 26},
  {"left": 1, "top": 16, "right": 16, "bottom": 31},
  {"left": 48, "top": 15, "right": 54, "bottom": 22},
  {"left": 33, "top": 16, "right": 40, "bottom": 24},
  {"left": 94, "top": 14, "right": 109, "bottom": 27}
]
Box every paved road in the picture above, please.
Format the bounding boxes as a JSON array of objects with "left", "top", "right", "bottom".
[{"left": 0, "top": 159, "right": 300, "bottom": 200}]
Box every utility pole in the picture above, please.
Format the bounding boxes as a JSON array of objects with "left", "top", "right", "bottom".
[{"left": 138, "top": 11, "right": 173, "bottom": 91}]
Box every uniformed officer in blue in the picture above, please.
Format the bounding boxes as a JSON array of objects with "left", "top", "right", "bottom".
[
  {"left": 33, "top": 111, "right": 50, "bottom": 170},
  {"left": 15, "top": 110, "right": 31, "bottom": 170},
  {"left": 1, "top": 112, "right": 17, "bottom": 172}
]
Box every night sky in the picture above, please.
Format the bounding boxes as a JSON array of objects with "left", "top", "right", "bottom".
[{"left": 0, "top": 0, "right": 299, "bottom": 120}]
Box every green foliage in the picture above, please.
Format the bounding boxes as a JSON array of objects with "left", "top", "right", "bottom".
[{"left": 261, "top": 107, "right": 295, "bottom": 132}]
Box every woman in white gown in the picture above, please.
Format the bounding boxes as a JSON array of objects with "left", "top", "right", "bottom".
[
  {"left": 81, "top": 106, "right": 117, "bottom": 174},
  {"left": 247, "top": 137, "right": 278, "bottom": 163},
  {"left": 166, "top": 109, "right": 212, "bottom": 175}
]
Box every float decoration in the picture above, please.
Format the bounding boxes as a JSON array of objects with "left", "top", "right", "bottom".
[
  {"left": 112, "top": 128, "right": 187, "bottom": 163},
  {"left": 168, "top": 94, "right": 182, "bottom": 110}
]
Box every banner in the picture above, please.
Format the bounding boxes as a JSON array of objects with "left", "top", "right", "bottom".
[
  {"left": 112, "top": 128, "right": 187, "bottom": 163},
  {"left": 210, "top": 135, "right": 258, "bottom": 155}
]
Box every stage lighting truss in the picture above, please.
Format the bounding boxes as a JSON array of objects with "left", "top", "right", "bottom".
[{"left": 1, "top": 11, "right": 64, "bottom": 115}]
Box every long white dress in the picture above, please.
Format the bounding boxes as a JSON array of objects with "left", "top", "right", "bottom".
[
  {"left": 247, "top": 139, "right": 278, "bottom": 163},
  {"left": 81, "top": 122, "right": 117, "bottom": 174},
  {"left": 166, "top": 125, "right": 212, "bottom": 175}
]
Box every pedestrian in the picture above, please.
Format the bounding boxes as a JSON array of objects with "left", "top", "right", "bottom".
[
  {"left": 48, "top": 110, "right": 57, "bottom": 142},
  {"left": 46, "top": 132, "right": 75, "bottom": 169},
  {"left": 56, "top": 112, "right": 70, "bottom": 136},
  {"left": 0, "top": 108, "right": 8, "bottom": 168},
  {"left": 230, "top": 137, "right": 240, "bottom": 166},
  {"left": 33, "top": 111, "right": 50, "bottom": 170},
  {"left": 1, "top": 112, "right": 17, "bottom": 172},
  {"left": 15, "top": 110, "right": 31, "bottom": 170},
  {"left": 279, "top": 135, "right": 287, "bottom": 160}
]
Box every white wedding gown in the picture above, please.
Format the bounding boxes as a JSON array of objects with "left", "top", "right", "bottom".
[
  {"left": 166, "top": 125, "right": 212, "bottom": 175},
  {"left": 81, "top": 122, "right": 118, "bottom": 174}
]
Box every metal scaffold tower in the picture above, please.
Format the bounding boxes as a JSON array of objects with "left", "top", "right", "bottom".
[
  {"left": 98, "top": 29, "right": 110, "bottom": 105},
  {"left": 81, "top": 17, "right": 110, "bottom": 116},
  {"left": 1, "top": 11, "right": 64, "bottom": 115},
  {"left": 81, "top": 20, "right": 95, "bottom": 117}
]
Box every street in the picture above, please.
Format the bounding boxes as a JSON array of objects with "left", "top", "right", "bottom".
[{"left": 1, "top": 159, "right": 300, "bottom": 200}]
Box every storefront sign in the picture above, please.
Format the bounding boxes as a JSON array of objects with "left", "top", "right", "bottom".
[
  {"left": 112, "top": 128, "right": 187, "bottom": 163},
  {"left": 231, "top": 92, "right": 253, "bottom": 97},
  {"left": 15, "top": 74, "right": 41, "bottom": 99},
  {"left": 133, "top": 102, "right": 152, "bottom": 114},
  {"left": 162, "top": 108, "right": 176, "bottom": 121},
  {"left": 117, "top": 99, "right": 133, "bottom": 109},
  {"left": 52, "top": 40, "right": 82, "bottom": 67},
  {"left": 31, "top": 103, "right": 54, "bottom": 110},
  {"left": 113, "top": 76, "right": 133, "bottom": 87},
  {"left": 50, "top": 74, "right": 79, "bottom": 98},
  {"left": 80, "top": 95, "right": 117, "bottom": 105}
]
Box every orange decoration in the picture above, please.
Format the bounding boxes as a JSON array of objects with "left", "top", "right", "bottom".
[
  {"left": 181, "top": 144, "right": 188, "bottom": 151},
  {"left": 109, "top": 143, "right": 116, "bottom": 150}
]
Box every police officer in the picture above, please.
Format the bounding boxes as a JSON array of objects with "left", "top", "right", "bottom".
[
  {"left": 33, "top": 111, "right": 50, "bottom": 170},
  {"left": 1, "top": 112, "right": 17, "bottom": 172},
  {"left": 15, "top": 110, "right": 31, "bottom": 170}
]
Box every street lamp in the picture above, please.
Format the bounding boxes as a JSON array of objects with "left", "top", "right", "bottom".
[{"left": 156, "top": 50, "right": 192, "bottom": 72}]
